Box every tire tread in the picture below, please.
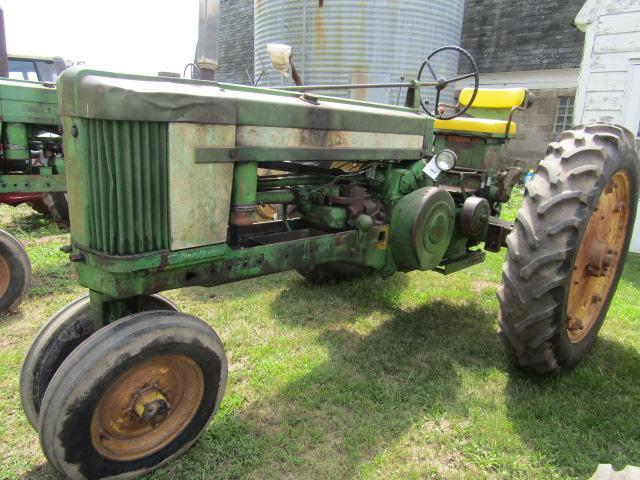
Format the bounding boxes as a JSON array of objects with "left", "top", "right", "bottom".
[{"left": 498, "top": 123, "right": 638, "bottom": 374}]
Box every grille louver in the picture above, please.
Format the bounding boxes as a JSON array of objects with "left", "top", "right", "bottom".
[{"left": 85, "top": 119, "right": 169, "bottom": 255}]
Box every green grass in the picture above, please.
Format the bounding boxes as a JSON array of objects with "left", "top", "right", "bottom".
[{"left": 1, "top": 194, "right": 640, "bottom": 480}]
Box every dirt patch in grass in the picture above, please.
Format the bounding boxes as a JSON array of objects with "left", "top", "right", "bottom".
[{"left": 470, "top": 280, "right": 499, "bottom": 294}]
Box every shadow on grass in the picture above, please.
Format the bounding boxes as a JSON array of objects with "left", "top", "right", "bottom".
[
  {"left": 505, "top": 337, "right": 640, "bottom": 478},
  {"left": 23, "top": 292, "right": 491, "bottom": 479},
  {"left": 2, "top": 209, "right": 66, "bottom": 238},
  {"left": 162, "top": 279, "right": 501, "bottom": 479},
  {"left": 19, "top": 272, "right": 640, "bottom": 479},
  {"left": 175, "top": 266, "right": 409, "bottom": 305},
  {"left": 19, "top": 464, "right": 54, "bottom": 480},
  {"left": 197, "top": 274, "right": 640, "bottom": 478},
  {"left": 270, "top": 271, "right": 411, "bottom": 328},
  {"left": 28, "top": 260, "right": 77, "bottom": 297},
  {"left": 175, "top": 271, "right": 309, "bottom": 303}
]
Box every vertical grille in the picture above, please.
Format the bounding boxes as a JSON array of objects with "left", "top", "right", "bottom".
[{"left": 85, "top": 119, "right": 169, "bottom": 255}]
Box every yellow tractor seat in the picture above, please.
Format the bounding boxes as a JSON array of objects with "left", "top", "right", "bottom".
[
  {"left": 434, "top": 117, "right": 517, "bottom": 136},
  {"left": 459, "top": 87, "right": 528, "bottom": 109},
  {"left": 434, "top": 87, "right": 529, "bottom": 137}
]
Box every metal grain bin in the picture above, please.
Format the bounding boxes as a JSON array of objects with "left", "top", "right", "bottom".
[{"left": 254, "top": 0, "right": 465, "bottom": 105}]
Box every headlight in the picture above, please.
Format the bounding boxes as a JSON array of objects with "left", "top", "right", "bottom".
[{"left": 434, "top": 149, "right": 457, "bottom": 171}]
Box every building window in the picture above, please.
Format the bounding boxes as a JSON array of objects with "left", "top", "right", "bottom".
[{"left": 554, "top": 96, "right": 575, "bottom": 133}]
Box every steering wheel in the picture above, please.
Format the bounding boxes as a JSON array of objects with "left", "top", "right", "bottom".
[{"left": 417, "top": 46, "right": 480, "bottom": 120}]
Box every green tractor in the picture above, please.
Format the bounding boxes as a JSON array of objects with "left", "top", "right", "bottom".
[
  {"left": 0, "top": 10, "right": 69, "bottom": 313},
  {"left": 0, "top": 74, "right": 66, "bottom": 312},
  {"left": 20, "top": 45, "right": 638, "bottom": 479}
]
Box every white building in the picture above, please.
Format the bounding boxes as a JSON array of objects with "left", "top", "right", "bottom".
[{"left": 574, "top": 0, "right": 640, "bottom": 253}]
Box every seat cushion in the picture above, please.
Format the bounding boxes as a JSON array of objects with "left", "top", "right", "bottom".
[
  {"left": 458, "top": 88, "right": 527, "bottom": 109},
  {"left": 434, "top": 117, "right": 517, "bottom": 136}
]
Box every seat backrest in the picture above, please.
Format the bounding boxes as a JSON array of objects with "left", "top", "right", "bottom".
[
  {"left": 459, "top": 88, "right": 529, "bottom": 109},
  {"left": 457, "top": 87, "right": 531, "bottom": 122}
]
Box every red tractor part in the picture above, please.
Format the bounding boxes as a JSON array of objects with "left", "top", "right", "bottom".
[{"left": 0, "top": 192, "right": 44, "bottom": 206}]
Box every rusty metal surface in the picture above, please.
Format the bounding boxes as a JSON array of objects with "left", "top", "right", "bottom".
[
  {"left": 236, "top": 125, "right": 424, "bottom": 149},
  {"left": 73, "top": 224, "right": 389, "bottom": 298},
  {"left": 90, "top": 354, "right": 204, "bottom": 461},
  {"left": 485, "top": 216, "right": 512, "bottom": 253}
]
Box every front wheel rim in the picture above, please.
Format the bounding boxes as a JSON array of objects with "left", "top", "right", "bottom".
[
  {"left": 0, "top": 255, "right": 10, "bottom": 298},
  {"left": 567, "top": 171, "right": 631, "bottom": 343},
  {"left": 90, "top": 354, "right": 204, "bottom": 461}
]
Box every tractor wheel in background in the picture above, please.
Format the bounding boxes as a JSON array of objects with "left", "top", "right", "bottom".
[
  {"left": 27, "top": 199, "right": 49, "bottom": 216},
  {"left": 20, "top": 294, "right": 178, "bottom": 430},
  {"left": 42, "top": 193, "right": 69, "bottom": 225},
  {"left": 0, "top": 229, "right": 31, "bottom": 314},
  {"left": 498, "top": 123, "right": 639, "bottom": 375},
  {"left": 297, "top": 262, "right": 370, "bottom": 284},
  {"left": 39, "top": 311, "right": 227, "bottom": 479}
]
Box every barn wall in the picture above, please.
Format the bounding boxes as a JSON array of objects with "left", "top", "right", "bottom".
[{"left": 460, "top": 0, "right": 585, "bottom": 74}]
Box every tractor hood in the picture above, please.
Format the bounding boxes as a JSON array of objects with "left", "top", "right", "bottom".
[{"left": 57, "top": 67, "right": 429, "bottom": 136}]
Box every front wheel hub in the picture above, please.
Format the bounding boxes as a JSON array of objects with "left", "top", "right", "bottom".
[
  {"left": 133, "top": 387, "right": 170, "bottom": 426},
  {"left": 90, "top": 354, "right": 204, "bottom": 462}
]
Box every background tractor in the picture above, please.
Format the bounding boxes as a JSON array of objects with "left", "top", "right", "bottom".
[
  {"left": 0, "top": 8, "right": 68, "bottom": 313},
  {"left": 18, "top": 44, "right": 639, "bottom": 479}
]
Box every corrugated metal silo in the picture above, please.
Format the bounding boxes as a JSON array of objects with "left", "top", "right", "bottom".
[{"left": 254, "top": 0, "right": 466, "bottom": 104}]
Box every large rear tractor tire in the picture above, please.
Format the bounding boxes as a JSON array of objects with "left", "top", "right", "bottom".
[
  {"left": 39, "top": 311, "right": 227, "bottom": 479},
  {"left": 20, "top": 294, "right": 179, "bottom": 430},
  {"left": 498, "top": 123, "right": 639, "bottom": 375},
  {"left": 0, "top": 229, "right": 31, "bottom": 314},
  {"left": 297, "top": 262, "right": 370, "bottom": 284}
]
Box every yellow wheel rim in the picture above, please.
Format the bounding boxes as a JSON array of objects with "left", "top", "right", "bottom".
[
  {"left": 567, "top": 171, "right": 631, "bottom": 343},
  {"left": 90, "top": 354, "right": 204, "bottom": 461},
  {"left": 0, "top": 254, "right": 10, "bottom": 299}
]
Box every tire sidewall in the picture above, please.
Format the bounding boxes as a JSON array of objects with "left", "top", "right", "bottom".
[
  {"left": 21, "top": 295, "right": 179, "bottom": 430},
  {"left": 20, "top": 296, "right": 93, "bottom": 428},
  {"left": 0, "top": 230, "right": 31, "bottom": 313}
]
